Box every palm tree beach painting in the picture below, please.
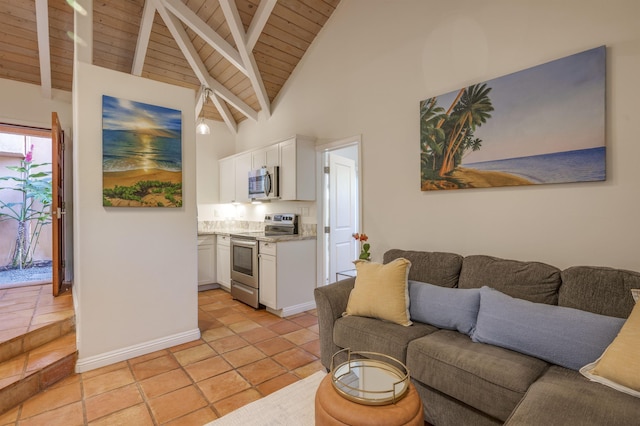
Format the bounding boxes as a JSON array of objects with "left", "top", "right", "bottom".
[
  {"left": 420, "top": 46, "right": 605, "bottom": 191},
  {"left": 102, "top": 95, "right": 182, "bottom": 207}
]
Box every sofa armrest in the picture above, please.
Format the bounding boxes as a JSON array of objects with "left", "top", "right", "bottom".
[{"left": 314, "top": 278, "right": 355, "bottom": 370}]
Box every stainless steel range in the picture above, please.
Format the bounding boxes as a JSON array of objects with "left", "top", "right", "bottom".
[{"left": 230, "top": 214, "right": 299, "bottom": 308}]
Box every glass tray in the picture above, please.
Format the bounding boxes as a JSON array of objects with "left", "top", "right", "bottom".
[{"left": 330, "top": 348, "right": 410, "bottom": 405}]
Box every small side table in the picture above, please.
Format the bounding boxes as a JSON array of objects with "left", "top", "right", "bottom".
[
  {"left": 336, "top": 269, "right": 357, "bottom": 282},
  {"left": 315, "top": 350, "right": 424, "bottom": 425},
  {"left": 315, "top": 375, "right": 423, "bottom": 425}
]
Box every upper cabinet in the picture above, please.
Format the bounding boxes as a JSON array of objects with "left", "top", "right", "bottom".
[
  {"left": 252, "top": 143, "right": 279, "bottom": 170},
  {"left": 219, "top": 135, "right": 316, "bottom": 203},
  {"left": 234, "top": 152, "right": 252, "bottom": 204},
  {"left": 218, "top": 151, "right": 252, "bottom": 203},
  {"left": 279, "top": 136, "right": 316, "bottom": 201}
]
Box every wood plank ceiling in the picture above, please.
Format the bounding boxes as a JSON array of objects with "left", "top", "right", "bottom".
[{"left": 0, "top": 0, "right": 340, "bottom": 132}]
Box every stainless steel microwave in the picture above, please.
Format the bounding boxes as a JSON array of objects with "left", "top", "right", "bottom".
[{"left": 248, "top": 166, "right": 279, "bottom": 200}]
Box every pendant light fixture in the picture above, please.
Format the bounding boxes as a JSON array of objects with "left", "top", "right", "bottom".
[{"left": 196, "top": 88, "right": 211, "bottom": 135}]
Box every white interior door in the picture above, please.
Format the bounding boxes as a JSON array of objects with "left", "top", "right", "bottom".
[{"left": 329, "top": 153, "right": 357, "bottom": 283}]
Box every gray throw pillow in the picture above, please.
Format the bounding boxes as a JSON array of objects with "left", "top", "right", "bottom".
[
  {"left": 408, "top": 280, "right": 480, "bottom": 335},
  {"left": 472, "top": 286, "right": 625, "bottom": 370}
]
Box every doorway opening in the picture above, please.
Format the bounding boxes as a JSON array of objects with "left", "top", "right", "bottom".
[
  {"left": 0, "top": 124, "right": 53, "bottom": 290},
  {"left": 317, "top": 136, "right": 362, "bottom": 287}
]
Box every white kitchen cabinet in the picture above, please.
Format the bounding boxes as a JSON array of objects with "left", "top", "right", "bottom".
[
  {"left": 258, "top": 241, "right": 277, "bottom": 308},
  {"left": 218, "top": 152, "right": 252, "bottom": 204},
  {"left": 217, "top": 235, "right": 231, "bottom": 291},
  {"left": 197, "top": 235, "right": 217, "bottom": 288},
  {"left": 279, "top": 136, "right": 316, "bottom": 201},
  {"left": 234, "top": 152, "right": 252, "bottom": 204},
  {"left": 258, "top": 239, "right": 316, "bottom": 316},
  {"left": 218, "top": 156, "right": 235, "bottom": 203},
  {"left": 252, "top": 143, "right": 279, "bottom": 170},
  {"left": 218, "top": 135, "right": 315, "bottom": 203}
]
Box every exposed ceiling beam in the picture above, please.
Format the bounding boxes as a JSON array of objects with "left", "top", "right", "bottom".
[
  {"left": 155, "top": 0, "right": 258, "bottom": 132},
  {"left": 219, "top": 0, "right": 271, "bottom": 118},
  {"left": 210, "top": 91, "right": 238, "bottom": 133},
  {"left": 195, "top": 85, "right": 205, "bottom": 116},
  {"left": 196, "top": 86, "right": 237, "bottom": 134},
  {"left": 204, "top": 75, "right": 258, "bottom": 122},
  {"left": 35, "top": 0, "right": 52, "bottom": 98},
  {"left": 246, "top": 0, "right": 277, "bottom": 51},
  {"left": 161, "top": 0, "right": 246, "bottom": 75},
  {"left": 132, "top": 0, "right": 157, "bottom": 76}
]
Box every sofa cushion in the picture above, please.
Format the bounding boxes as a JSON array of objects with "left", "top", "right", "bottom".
[
  {"left": 459, "top": 255, "right": 561, "bottom": 304},
  {"left": 407, "top": 330, "right": 549, "bottom": 422},
  {"left": 408, "top": 280, "right": 480, "bottom": 335},
  {"left": 384, "top": 249, "right": 463, "bottom": 287},
  {"left": 333, "top": 316, "right": 436, "bottom": 364},
  {"left": 505, "top": 366, "right": 640, "bottom": 425},
  {"left": 580, "top": 300, "right": 640, "bottom": 397},
  {"left": 472, "top": 287, "right": 625, "bottom": 370},
  {"left": 559, "top": 266, "right": 640, "bottom": 318},
  {"left": 344, "top": 258, "right": 412, "bottom": 326}
]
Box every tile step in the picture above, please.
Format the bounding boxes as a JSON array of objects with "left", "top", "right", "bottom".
[
  {"left": 0, "top": 316, "right": 75, "bottom": 364},
  {"left": 0, "top": 330, "right": 77, "bottom": 415}
]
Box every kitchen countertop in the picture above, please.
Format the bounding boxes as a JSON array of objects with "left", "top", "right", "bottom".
[{"left": 198, "top": 230, "right": 316, "bottom": 242}]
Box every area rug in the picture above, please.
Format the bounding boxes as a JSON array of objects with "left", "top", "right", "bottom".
[{"left": 205, "top": 371, "right": 326, "bottom": 426}]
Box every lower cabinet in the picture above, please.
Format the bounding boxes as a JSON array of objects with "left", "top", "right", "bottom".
[
  {"left": 259, "top": 241, "right": 277, "bottom": 308},
  {"left": 216, "top": 235, "right": 231, "bottom": 291},
  {"left": 197, "top": 235, "right": 216, "bottom": 287},
  {"left": 258, "top": 239, "right": 316, "bottom": 316}
]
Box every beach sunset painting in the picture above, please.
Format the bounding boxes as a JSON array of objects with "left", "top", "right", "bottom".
[
  {"left": 420, "top": 46, "right": 605, "bottom": 191},
  {"left": 102, "top": 95, "right": 182, "bottom": 207}
]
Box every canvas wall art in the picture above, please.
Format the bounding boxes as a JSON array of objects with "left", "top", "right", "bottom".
[
  {"left": 420, "top": 46, "right": 605, "bottom": 191},
  {"left": 102, "top": 95, "right": 183, "bottom": 207}
]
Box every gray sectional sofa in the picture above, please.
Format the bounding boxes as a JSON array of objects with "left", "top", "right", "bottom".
[{"left": 314, "top": 249, "right": 640, "bottom": 425}]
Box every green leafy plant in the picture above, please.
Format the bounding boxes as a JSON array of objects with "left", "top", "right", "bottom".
[{"left": 0, "top": 145, "right": 52, "bottom": 269}]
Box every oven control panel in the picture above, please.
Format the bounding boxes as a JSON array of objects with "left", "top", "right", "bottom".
[{"left": 265, "top": 213, "right": 298, "bottom": 225}]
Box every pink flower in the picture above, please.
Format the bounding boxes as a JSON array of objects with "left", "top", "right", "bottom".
[{"left": 24, "top": 144, "right": 34, "bottom": 163}]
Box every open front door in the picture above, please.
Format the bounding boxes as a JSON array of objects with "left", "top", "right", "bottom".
[{"left": 51, "top": 112, "right": 65, "bottom": 296}]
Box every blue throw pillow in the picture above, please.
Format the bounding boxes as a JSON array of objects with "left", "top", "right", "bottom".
[
  {"left": 472, "top": 286, "right": 625, "bottom": 370},
  {"left": 408, "top": 280, "right": 480, "bottom": 335}
]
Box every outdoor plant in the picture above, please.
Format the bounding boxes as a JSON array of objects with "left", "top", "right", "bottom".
[
  {"left": 352, "top": 232, "right": 371, "bottom": 261},
  {"left": 0, "top": 145, "right": 52, "bottom": 269}
]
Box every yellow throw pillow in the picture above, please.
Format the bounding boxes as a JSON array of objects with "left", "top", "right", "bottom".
[
  {"left": 343, "top": 258, "right": 412, "bottom": 326},
  {"left": 580, "top": 300, "right": 640, "bottom": 397}
]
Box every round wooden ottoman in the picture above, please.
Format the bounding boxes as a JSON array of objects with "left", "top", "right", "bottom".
[{"left": 315, "top": 374, "right": 424, "bottom": 425}]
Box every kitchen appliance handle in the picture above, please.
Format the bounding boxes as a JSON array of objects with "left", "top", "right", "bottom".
[
  {"left": 264, "top": 171, "right": 272, "bottom": 196},
  {"left": 231, "top": 239, "right": 258, "bottom": 248}
]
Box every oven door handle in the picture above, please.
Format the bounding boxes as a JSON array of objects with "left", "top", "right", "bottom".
[{"left": 231, "top": 239, "right": 258, "bottom": 248}]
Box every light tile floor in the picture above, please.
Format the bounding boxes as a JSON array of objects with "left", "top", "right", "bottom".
[
  {"left": 0, "top": 289, "right": 324, "bottom": 425},
  {"left": 0, "top": 284, "right": 74, "bottom": 346}
]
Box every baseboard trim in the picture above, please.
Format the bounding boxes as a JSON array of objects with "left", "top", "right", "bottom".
[
  {"left": 267, "top": 301, "right": 316, "bottom": 318},
  {"left": 75, "top": 328, "right": 201, "bottom": 373}
]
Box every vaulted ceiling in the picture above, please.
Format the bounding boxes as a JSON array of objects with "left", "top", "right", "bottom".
[{"left": 0, "top": 0, "right": 340, "bottom": 132}]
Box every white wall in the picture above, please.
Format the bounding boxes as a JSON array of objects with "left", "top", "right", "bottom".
[
  {"left": 196, "top": 119, "right": 235, "bottom": 220},
  {"left": 234, "top": 0, "right": 640, "bottom": 271},
  {"left": 0, "top": 79, "right": 72, "bottom": 130},
  {"left": 73, "top": 62, "right": 199, "bottom": 371}
]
